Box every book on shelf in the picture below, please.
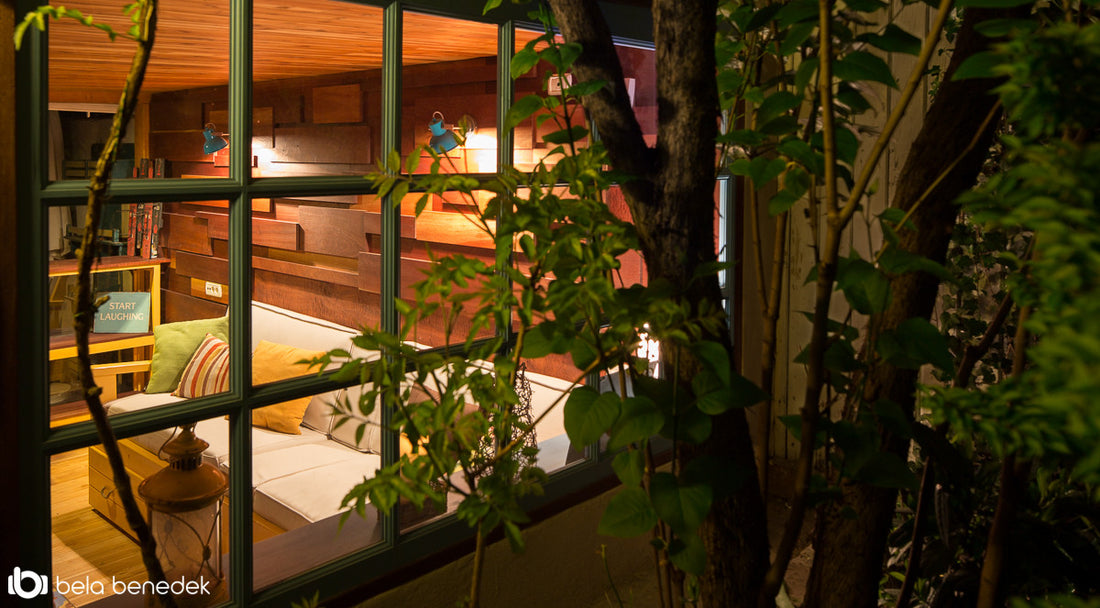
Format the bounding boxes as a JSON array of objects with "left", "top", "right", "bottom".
[{"left": 125, "top": 158, "right": 166, "bottom": 258}]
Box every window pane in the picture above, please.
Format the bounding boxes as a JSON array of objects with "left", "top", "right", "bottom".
[
  {"left": 402, "top": 12, "right": 499, "bottom": 172},
  {"left": 251, "top": 0, "right": 385, "bottom": 177},
  {"left": 52, "top": 417, "right": 230, "bottom": 607},
  {"left": 47, "top": 1, "right": 230, "bottom": 182},
  {"left": 250, "top": 386, "right": 385, "bottom": 590},
  {"left": 401, "top": 188, "right": 497, "bottom": 348},
  {"left": 248, "top": 197, "right": 380, "bottom": 377},
  {"left": 46, "top": 201, "right": 233, "bottom": 427}
]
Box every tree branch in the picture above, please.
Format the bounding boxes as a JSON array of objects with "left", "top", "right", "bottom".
[{"left": 72, "top": 2, "right": 173, "bottom": 606}]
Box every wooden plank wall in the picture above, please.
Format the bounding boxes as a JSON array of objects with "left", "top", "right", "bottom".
[
  {"left": 763, "top": 5, "right": 939, "bottom": 460},
  {"left": 147, "top": 51, "right": 657, "bottom": 382}
]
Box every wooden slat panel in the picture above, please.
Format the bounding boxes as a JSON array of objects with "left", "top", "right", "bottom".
[
  {"left": 149, "top": 130, "right": 210, "bottom": 164},
  {"left": 363, "top": 211, "right": 416, "bottom": 237},
  {"left": 162, "top": 212, "right": 213, "bottom": 256},
  {"left": 174, "top": 250, "right": 229, "bottom": 284},
  {"left": 415, "top": 210, "right": 495, "bottom": 249},
  {"left": 272, "top": 124, "right": 372, "bottom": 164},
  {"left": 196, "top": 210, "right": 301, "bottom": 250},
  {"left": 253, "top": 268, "right": 368, "bottom": 330},
  {"left": 358, "top": 252, "right": 437, "bottom": 298},
  {"left": 252, "top": 256, "right": 358, "bottom": 288},
  {"left": 312, "top": 84, "right": 363, "bottom": 124},
  {"left": 298, "top": 206, "right": 369, "bottom": 258},
  {"left": 163, "top": 288, "right": 226, "bottom": 323}
]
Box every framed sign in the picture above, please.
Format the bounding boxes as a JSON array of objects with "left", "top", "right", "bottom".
[{"left": 93, "top": 292, "right": 152, "bottom": 333}]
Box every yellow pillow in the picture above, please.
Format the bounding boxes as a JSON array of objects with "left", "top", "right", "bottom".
[{"left": 251, "top": 340, "right": 325, "bottom": 434}]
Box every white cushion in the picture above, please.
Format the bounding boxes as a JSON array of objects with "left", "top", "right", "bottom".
[
  {"left": 250, "top": 442, "right": 366, "bottom": 486},
  {"left": 253, "top": 452, "right": 381, "bottom": 530},
  {"left": 327, "top": 385, "right": 382, "bottom": 454}
]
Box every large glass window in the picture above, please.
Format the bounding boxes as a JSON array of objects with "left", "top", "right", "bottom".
[{"left": 20, "top": 1, "right": 663, "bottom": 606}]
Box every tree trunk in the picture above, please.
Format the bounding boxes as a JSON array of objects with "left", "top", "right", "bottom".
[
  {"left": 803, "top": 8, "right": 1021, "bottom": 608},
  {"left": 547, "top": 0, "right": 770, "bottom": 605}
]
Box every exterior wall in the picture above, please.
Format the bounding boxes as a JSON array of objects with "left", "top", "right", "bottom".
[
  {"left": 350, "top": 485, "right": 654, "bottom": 608},
  {"left": 741, "top": 5, "right": 948, "bottom": 463}
]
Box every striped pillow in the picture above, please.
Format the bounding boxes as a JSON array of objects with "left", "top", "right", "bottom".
[{"left": 172, "top": 333, "right": 230, "bottom": 398}]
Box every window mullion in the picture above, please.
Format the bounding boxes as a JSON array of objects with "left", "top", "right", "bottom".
[
  {"left": 380, "top": 0, "right": 403, "bottom": 548},
  {"left": 227, "top": 0, "right": 255, "bottom": 603}
]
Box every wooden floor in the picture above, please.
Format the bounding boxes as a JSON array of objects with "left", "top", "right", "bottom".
[{"left": 51, "top": 448, "right": 145, "bottom": 607}]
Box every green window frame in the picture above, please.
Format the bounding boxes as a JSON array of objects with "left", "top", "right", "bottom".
[{"left": 14, "top": 1, "right": 659, "bottom": 606}]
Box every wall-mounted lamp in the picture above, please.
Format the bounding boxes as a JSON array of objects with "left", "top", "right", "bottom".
[
  {"left": 202, "top": 123, "right": 229, "bottom": 155},
  {"left": 428, "top": 112, "right": 459, "bottom": 153}
]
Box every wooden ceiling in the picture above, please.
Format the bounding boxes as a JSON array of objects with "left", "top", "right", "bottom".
[{"left": 47, "top": 0, "right": 541, "bottom": 105}]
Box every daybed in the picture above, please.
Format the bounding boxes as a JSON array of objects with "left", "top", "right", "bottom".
[{"left": 87, "top": 301, "right": 573, "bottom": 552}]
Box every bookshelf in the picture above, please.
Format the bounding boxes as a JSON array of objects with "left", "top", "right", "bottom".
[{"left": 48, "top": 256, "right": 169, "bottom": 362}]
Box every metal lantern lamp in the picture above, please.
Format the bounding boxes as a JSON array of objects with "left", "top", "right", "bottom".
[
  {"left": 428, "top": 111, "right": 459, "bottom": 153},
  {"left": 202, "top": 123, "right": 229, "bottom": 155},
  {"left": 139, "top": 424, "right": 228, "bottom": 606}
]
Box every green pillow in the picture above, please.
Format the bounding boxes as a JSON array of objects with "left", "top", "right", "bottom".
[{"left": 146, "top": 316, "right": 230, "bottom": 393}]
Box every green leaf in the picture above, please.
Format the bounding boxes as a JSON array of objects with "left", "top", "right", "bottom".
[
  {"left": 951, "top": 51, "right": 1002, "bottom": 81},
  {"left": 757, "top": 91, "right": 802, "bottom": 126},
  {"left": 693, "top": 340, "right": 730, "bottom": 386},
  {"left": 812, "top": 127, "right": 859, "bottom": 165},
  {"left": 566, "top": 79, "right": 608, "bottom": 97},
  {"left": 834, "top": 51, "right": 898, "bottom": 88},
  {"left": 795, "top": 57, "right": 820, "bottom": 93},
  {"left": 612, "top": 449, "right": 645, "bottom": 487},
  {"left": 664, "top": 404, "right": 712, "bottom": 444},
  {"left": 878, "top": 246, "right": 954, "bottom": 281},
  {"left": 876, "top": 318, "right": 953, "bottom": 371},
  {"left": 768, "top": 190, "right": 801, "bottom": 216},
  {"left": 779, "top": 21, "right": 818, "bottom": 57},
  {"left": 503, "top": 519, "right": 525, "bottom": 553},
  {"left": 564, "top": 387, "right": 621, "bottom": 446},
  {"left": 608, "top": 396, "right": 665, "bottom": 450},
  {"left": 505, "top": 95, "right": 545, "bottom": 131},
  {"left": 837, "top": 256, "right": 891, "bottom": 314},
  {"left": 745, "top": 3, "right": 783, "bottom": 32},
  {"left": 758, "top": 116, "right": 801, "bottom": 136},
  {"left": 845, "top": 0, "right": 887, "bottom": 11},
  {"left": 510, "top": 47, "right": 540, "bottom": 79},
  {"left": 650, "top": 472, "right": 712, "bottom": 535},
  {"left": 520, "top": 322, "right": 571, "bottom": 358},
  {"left": 973, "top": 18, "right": 1038, "bottom": 37},
  {"left": 857, "top": 25, "right": 921, "bottom": 55},
  {"left": 570, "top": 338, "right": 599, "bottom": 370},
  {"left": 693, "top": 372, "right": 733, "bottom": 415},
  {"left": 542, "top": 125, "right": 588, "bottom": 145},
  {"left": 775, "top": 0, "right": 819, "bottom": 27},
  {"left": 956, "top": 0, "right": 1034, "bottom": 7},
  {"left": 598, "top": 486, "right": 657, "bottom": 537},
  {"left": 743, "top": 156, "right": 787, "bottom": 189},
  {"left": 730, "top": 372, "right": 769, "bottom": 409},
  {"left": 668, "top": 533, "right": 707, "bottom": 575},
  {"left": 853, "top": 452, "right": 918, "bottom": 491}
]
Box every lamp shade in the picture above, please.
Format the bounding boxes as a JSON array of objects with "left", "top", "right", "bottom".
[
  {"left": 428, "top": 112, "right": 459, "bottom": 153},
  {"left": 202, "top": 124, "right": 228, "bottom": 155}
]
